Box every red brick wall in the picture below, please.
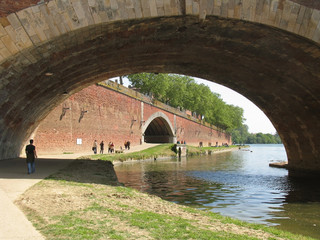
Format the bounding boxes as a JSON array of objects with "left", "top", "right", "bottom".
[
  {"left": 143, "top": 104, "right": 175, "bottom": 128},
  {"left": 142, "top": 102, "right": 231, "bottom": 146},
  {"left": 32, "top": 84, "right": 231, "bottom": 155},
  {"left": 175, "top": 116, "right": 231, "bottom": 146},
  {"left": 33, "top": 85, "right": 142, "bottom": 154}
]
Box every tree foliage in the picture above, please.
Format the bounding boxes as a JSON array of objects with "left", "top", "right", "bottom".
[
  {"left": 127, "top": 73, "right": 244, "bottom": 132},
  {"left": 231, "top": 124, "right": 282, "bottom": 144}
]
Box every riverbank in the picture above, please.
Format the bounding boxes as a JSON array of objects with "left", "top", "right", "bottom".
[
  {"left": 80, "top": 144, "right": 241, "bottom": 163},
  {"left": 187, "top": 145, "right": 243, "bottom": 156},
  {"left": 15, "top": 159, "right": 313, "bottom": 240}
]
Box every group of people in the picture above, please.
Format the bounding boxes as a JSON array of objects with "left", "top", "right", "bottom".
[
  {"left": 92, "top": 140, "right": 117, "bottom": 154},
  {"left": 23, "top": 138, "right": 135, "bottom": 175}
]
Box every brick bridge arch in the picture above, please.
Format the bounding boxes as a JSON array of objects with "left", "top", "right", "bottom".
[
  {"left": 0, "top": 0, "right": 320, "bottom": 174},
  {"left": 142, "top": 112, "right": 176, "bottom": 143}
]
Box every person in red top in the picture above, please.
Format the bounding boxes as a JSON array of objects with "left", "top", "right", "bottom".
[{"left": 25, "top": 139, "right": 37, "bottom": 174}]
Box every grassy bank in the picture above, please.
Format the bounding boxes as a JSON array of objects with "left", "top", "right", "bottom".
[
  {"left": 82, "top": 144, "right": 177, "bottom": 162},
  {"left": 81, "top": 144, "right": 240, "bottom": 163},
  {"left": 187, "top": 145, "right": 240, "bottom": 156},
  {"left": 15, "top": 159, "right": 313, "bottom": 240}
]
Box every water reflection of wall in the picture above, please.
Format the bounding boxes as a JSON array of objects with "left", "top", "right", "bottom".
[
  {"left": 114, "top": 146, "right": 320, "bottom": 239},
  {"left": 115, "top": 159, "right": 229, "bottom": 207}
]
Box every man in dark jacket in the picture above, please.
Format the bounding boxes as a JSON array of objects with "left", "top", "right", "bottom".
[{"left": 25, "top": 139, "right": 37, "bottom": 174}]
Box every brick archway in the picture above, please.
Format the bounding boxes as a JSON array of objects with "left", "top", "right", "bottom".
[
  {"left": 142, "top": 112, "right": 176, "bottom": 144},
  {"left": 0, "top": 1, "right": 320, "bottom": 174}
]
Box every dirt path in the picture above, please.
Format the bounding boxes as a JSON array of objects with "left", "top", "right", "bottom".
[
  {"left": 0, "top": 143, "right": 157, "bottom": 239},
  {"left": 0, "top": 158, "right": 74, "bottom": 239},
  {"left": 38, "top": 143, "right": 159, "bottom": 159}
]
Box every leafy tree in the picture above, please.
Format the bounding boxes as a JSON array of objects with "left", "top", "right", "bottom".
[
  {"left": 231, "top": 124, "right": 249, "bottom": 144},
  {"left": 127, "top": 73, "right": 244, "bottom": 132},
  {"left": 231, "top": 125, "right": 282, "bottom": 144},
  {"left": 128, "top": 73, "right": 170, "bottom": 101},
  {"left": 127, "top": 73, "right": 281, "bottom": 144}
]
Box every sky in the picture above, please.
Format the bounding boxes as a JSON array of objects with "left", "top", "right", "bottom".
[{"left": 115, "top": 76, "right": 277, "bottom": 134}]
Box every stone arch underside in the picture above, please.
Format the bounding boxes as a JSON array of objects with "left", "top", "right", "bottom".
[
  {"left": 142, "top": 112, "right": 175, "bottom": 143},
  {"left": 0, "top": 1, "right": 319, "bottom": 174}
]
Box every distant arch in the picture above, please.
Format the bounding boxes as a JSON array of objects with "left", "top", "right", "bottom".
[{"left": 142, "top": 112, "right": 176, "bottom": 143}]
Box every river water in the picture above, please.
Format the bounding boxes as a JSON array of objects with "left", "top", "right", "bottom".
[{"left": 114, "top": 144, "right": 320, "bottom": 239}]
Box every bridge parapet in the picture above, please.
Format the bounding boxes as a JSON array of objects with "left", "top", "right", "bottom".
[{"left": 0, "top": 0, "right": 319, "bottom": 64}]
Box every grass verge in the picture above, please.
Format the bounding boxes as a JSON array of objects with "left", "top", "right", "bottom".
[
  {"left": 187, "top": 145, "right": 240, "bottom": 156},
  {"left": 80, "top": 143, "right": 240, "bottom": 162},
  {"left": 80, "top": 144, "right": 177, "bottom": 162}
]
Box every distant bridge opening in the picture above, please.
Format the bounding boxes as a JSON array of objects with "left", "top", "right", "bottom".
[{"left": 144, "top": 117, "right": 175, "bottom": 143}]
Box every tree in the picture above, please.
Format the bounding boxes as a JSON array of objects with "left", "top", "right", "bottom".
[
  {"left": 231, "top": 124, "right": 249, "bottom": 144},
  {"left": 128, "top": 73, "right": 170, "bottom": 101},
  {"left": 127, "top": 73, "right": 281, "bottom": 144},
  {"left": 127, "top": 73, "right": 245, "bottom": 132},
  {"left": 231, "top": 126, "right": 282, "bottom": 144}
]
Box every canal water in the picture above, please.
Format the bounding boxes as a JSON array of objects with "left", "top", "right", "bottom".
[{"left": 114, "top": 144, "right": 320, "bottom": 239}]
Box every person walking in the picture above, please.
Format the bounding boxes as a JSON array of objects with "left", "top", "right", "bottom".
[
  {"left": 100, "top": 141, "right": 104, "bottom": 154},
  {"left": 25, "top": 139, "right": 37, "bottom": 174},
  {"left": 92, "top": 140, "right": 98, "bottom": 154},
  {"left": 110, "top": 142, "right": 114, "bottom": 153},
  {"left": 108, "top": 142, "right": 112, "bottom": 153}
]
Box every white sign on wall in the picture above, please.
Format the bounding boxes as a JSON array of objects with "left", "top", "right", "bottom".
[{"left": 76, "top": 138, "right": 82, "bottom": 145}]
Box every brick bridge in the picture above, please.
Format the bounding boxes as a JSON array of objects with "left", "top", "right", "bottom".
[
  {"left": 31, "top": 81, "right": 231, "bottom": 154},
  {"left": 0, "top": 0, "right": 320, "bottom": 175}
]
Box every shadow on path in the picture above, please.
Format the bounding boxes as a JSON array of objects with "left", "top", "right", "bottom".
[
  {"left": 0, "top": 157, "right": 76, "bottom": 240},
  {"left": 0, "top": 157, "right": 121, "bottom": 240},
  {"left": 45, "top": 159, "right": 120, "bottom": 186},
  {"left": 0, "top": 157, "right": 75, "bottom": 200}
]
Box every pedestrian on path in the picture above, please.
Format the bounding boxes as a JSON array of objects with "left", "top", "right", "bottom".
[
  {"left": 92, "top": 140, "right": 98, "bottom": 154},
  {"left": 100, "top": 141, "right": 104, "bottom": 154},
  {"left": 25, "top": 139, "right": 37, "bottom": 174}
]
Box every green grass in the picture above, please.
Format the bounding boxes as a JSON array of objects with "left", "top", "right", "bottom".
[
  {"left": 40, "top": 203, "right": 258, "bottom": 240},
  {"left": 126, "top": 209, "right": 258, "bottom": 240},
  {"left": 81, "top": 144, "right": 177, "bottom": 162},
  {"left": 42, "top": 212, "right": 129, "bottom": 240},
  {"left": 34, "top": 200, "right": 311, "bottom": 240},
  {"left": 187, "top": 145, "right": 239, "bottom": 156},
  {"left": 80, "top": 143, "right": 240, "bottom": 162}
]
